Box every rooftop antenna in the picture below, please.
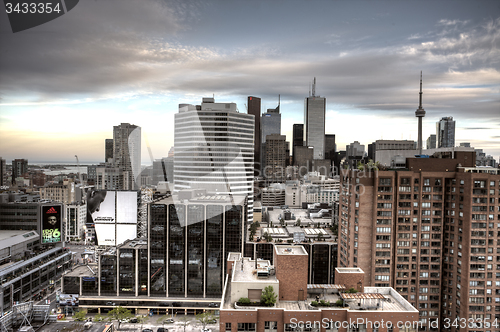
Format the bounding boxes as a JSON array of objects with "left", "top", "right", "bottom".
[
  {"left": 309, "top": 82, "right": 311, "bottom": 97},
  {"left": 312, "top": 77, "right": 316, "bottom": 97}
]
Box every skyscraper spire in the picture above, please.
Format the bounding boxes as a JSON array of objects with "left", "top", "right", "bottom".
[
  {"left": 312, "top": 77, "right": 316, "bottom": 97},
  {"left": 419, "top": 71, "right": 423, "bottom": 109}
]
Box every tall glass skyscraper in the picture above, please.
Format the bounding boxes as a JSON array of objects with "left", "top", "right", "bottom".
[
  {"left": 436, "top": 116, "right": 456, "bottom": 148},
  {"left": 113, "top": 123, "right": 141, "bottom": 190},
  {"left": 304, "top": 78, "right": 326, "bottom": 160},
  {"left": 174, "top": 97, "right": 254, "bottom": 222}
]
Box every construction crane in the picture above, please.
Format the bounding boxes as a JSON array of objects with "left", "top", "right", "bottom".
[{"left": 75, "top": 155, "right": 83, "bottom": 184}]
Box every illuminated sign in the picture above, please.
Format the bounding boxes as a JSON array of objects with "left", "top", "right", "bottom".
[{"left": 42, "top": 205, "right": 62, "bottom": 244}]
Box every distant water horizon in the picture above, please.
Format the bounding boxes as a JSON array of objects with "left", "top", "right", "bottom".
[{"left": 29, "top": 161, "right": 153, "bottom": 166}]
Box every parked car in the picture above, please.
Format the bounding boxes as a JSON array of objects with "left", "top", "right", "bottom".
[
  {"left": 142, "top": 329, "right": 154, "bottom": 332},
  {"left": 208, "top": 302, "right": 218, "bottom": 308},
  {"left": 201, "top": 329, "right": 212, "bottom": 332},
  {"left": 207, "top": 318, "right": 217, "bottom": 324},
  {"left": 129, "top": 318, "right": 138, "bottom": 323},
  {"left": 157, "top": 328, "right": 168, "bottom": 332},
  {"left": 165, "top": 318, "right": 174, "bottom": 323}
]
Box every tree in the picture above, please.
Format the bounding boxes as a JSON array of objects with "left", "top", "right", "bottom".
[
  {"left": 196, "top": 312, "right": 216, "bottom": 330},
  {"left": 261, "top": 285, "right": 277, "bottom": 307},
  {"left": 94, "top": 313, "right": 105, "bottom": 322},
  {"left": 106, "top": 306, "right": 134, "bottom": 329},
  {"left": 177, "top": 315, "right": 191, "bottom": 332},
  {"left": 263, "top": 232, "right": 272, "bottom": 242},
  {"left": 136, "top": 315, "right": 147, "bottom": 331},
  {"left": 296, "top": 218, "right": 301, "bottom": 227},
  {"left": 157, "top": 314, "right": 172, "bottom": 330},
  {"left": 317, "top": 232, "right": 323, "bottom": 242},
  {"left": 73, "top": 309, "right": 87, "bottom": 321}
]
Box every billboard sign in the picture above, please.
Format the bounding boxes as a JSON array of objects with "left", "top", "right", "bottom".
[{"left": 42, "top": 205, "right": 62, "bottom": 244}]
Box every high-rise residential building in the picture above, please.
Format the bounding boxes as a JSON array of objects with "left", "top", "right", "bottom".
[
  {"left": 304, "top": 78, "right": 326, "bottom": 159},
  {"left": 292, "top": 124, "right": 304, "bottom": 166},
  {"left": 0, "top": 157, "right": 6, "bottom": 186},
  {"left": 113, "top": 123, "right": 141, "bottom": 190},
  {"left": 436, "top": 116, "right": 456, "bottom": 148},
  {"left": 105, "top": 138, "right": 113, "bottom": 163},
  {"left": 65, "top": 202, "right": 87, "bottom": 241},
  {"left": 12, "top": 159, "right": 28, "bottom": 184},
  {"left": 426, "top": 134, "right": 436, "bottom": 149},
  {"left": 338, "top": 150, "right": 500, "bottom": 331},
  {"left": 95, "top": 165, "right": 128, "bottom": 190},
  {"left": 325, "top": 134, "right": 336, "bottom": 161},
  {"left": 247, "top": 96, "right": 261, "bottom": 172},
  {"left": 174, "top": 98, "right": 254, "bottom": 222},
  {"left": 264, "top": 134, "right": 287, "bottom": 183}
]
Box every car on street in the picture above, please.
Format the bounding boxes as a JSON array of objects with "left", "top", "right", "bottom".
[
  {"left": 165, "top": 318, "right": 174, "bottom": 323},
  {"left": 129, "top": 318, "right": 138, "bottom": 323},
  {"left": 201, "top": 329, "right": 212, "bottom": 332},
  {"left": 207, "top": 318, "right": 217, "bottom": 324},
  {"left": 142, "top": 329, "right": 153, "bottom": 332},
  {"left": 157, "top": 328, "right": 168, "bottom": 332}
]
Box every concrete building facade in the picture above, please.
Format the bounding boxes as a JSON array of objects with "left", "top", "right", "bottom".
[{"left": 174, "top": 98, "right": 254, "bottom": 223}]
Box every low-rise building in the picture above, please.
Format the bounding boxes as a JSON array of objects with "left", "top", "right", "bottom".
[{"left": 220, "top": 246, "right": 419, "bottom": 332}]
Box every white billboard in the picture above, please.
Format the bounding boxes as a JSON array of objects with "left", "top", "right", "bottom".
[
  {"left": 90, "top": 190, "right": 138, "bottom": 246},
  {"left": 91, "top": 191, "right": 115, "bottom": 224},
  {"left": 117, "top": 191, "right": 137, "bottom": 224}
]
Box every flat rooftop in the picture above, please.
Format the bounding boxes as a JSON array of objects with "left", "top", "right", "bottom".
[
  {"left": 222, "top": 284, "right": 417, "bottom": 312},
  {"left": 232, "top": 258, "right": 276, "bottom": 283},
  {"left": 64, "top": 265, "right": 97, "bottom": 278},
  {"left": 274, "top": 245, "right": 307, "bottom": 255}
]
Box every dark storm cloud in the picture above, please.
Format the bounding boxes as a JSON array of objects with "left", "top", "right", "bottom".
[{"left": 0, "top": 0, "right": 499, "bottom": 128}]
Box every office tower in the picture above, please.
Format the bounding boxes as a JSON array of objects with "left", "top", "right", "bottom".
[
  {"left": 436, "top": 116, "right": 456, "bottom": 148},
  {"left": 95, "top": 165, "right": 127, "bottom": 190},
  {"left": 338, "top": 150, "right": 500, "bottom": 332},
  {"left": 174, "top": 97, "right": 254, "bottom": 222},
  {"left": 105, "top": 139, "right": 113, "bottom": 163},
  {"left": 113, "top": 123, "right": 141, "bottom": 190},
  {"left": 264, "top": 134, "right": 287, "bottom": 183},
  {"left": 426, "top": 134, "right": 436, "bottom": 149},
  {"left": 415, "top": 72, "right": 425, "bottom": 154},
  {"left": 260, "top": 102, "right": 281, "bottom": 173},
  {"left": 292, "top": 124, "right": 304, "bottom": 166},
  {"left": 0, "top": 157, "right": 6, "bottom": 186},
  {"left": 304, "top": 78, "right": 326, "bottom": 159},
  {"left": 325, "top": 134, "right": 336, "bottom": 161},
  {"left": 12, "top": 159, "right": 28, "bottom": 184},
  {"left": 247, "top": 96, "right": 261, "bottom": 172},
  {"left": 345, "top": 140, "right": 365, "bottom": 168}
]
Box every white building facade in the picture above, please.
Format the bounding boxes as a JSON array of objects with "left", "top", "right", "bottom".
[{"left": 174, "top": 98, "right": 255, "bottom": 222}]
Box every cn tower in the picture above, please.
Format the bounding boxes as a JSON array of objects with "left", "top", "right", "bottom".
[{"left": 415, "top": 72, "right": 425, "bottom": 154}]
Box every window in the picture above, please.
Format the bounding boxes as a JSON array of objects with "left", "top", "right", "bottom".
[
  {"left": 226, "top": 323, "right": 232, "bottom": 331},
  {"left": 238, "top": 323, "right": 256, "bottom": 332},
  {"left": 264, "top": 321, "right": 278, "bottom": 332}
]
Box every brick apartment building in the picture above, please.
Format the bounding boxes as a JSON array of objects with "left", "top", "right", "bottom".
[
  {"left": 338, "top": 151, "right": 500, "bottom": 331},
  {"left": 220, "top": 245, "right": 419, "bottom": 332}
]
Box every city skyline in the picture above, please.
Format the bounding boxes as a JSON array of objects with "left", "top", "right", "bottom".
[{"left": 1, "top": 0, "right": 499, "bottom": 163}]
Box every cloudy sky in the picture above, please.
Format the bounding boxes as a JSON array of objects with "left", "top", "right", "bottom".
[{"left": 0, "top": 0, "right": 499, "bottom": 164}]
